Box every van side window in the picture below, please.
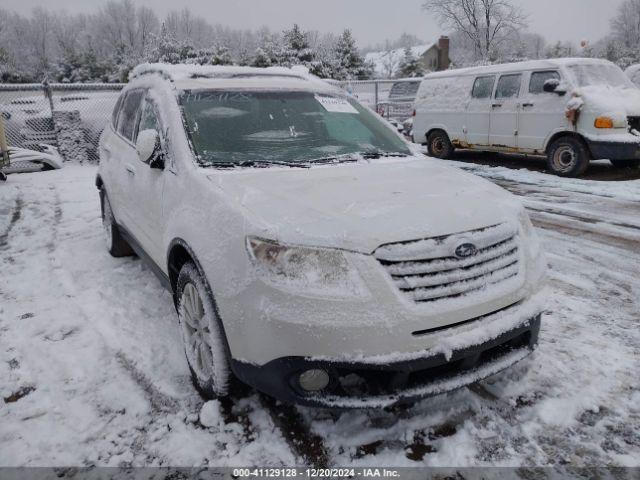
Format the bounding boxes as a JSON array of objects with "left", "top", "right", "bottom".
[
  {"left": 471, "top": 76, "right": 496, "bottom": 99},
  {"left": 495, "top": 74, "right": 522, "bottom": 99},
  {"left": 529, "top": 71, "right": 561, "bottom": 94},
  {"left": 116, "top": 90, "right": 145, "bottom": 142}
]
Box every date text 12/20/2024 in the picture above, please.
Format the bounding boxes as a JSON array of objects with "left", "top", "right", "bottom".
[{"left": 232, "top": 468, "right": 401, "bottom": 478}]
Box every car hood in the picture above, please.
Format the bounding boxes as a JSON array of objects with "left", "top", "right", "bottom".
[
  {"left": 577, "top": 85, "right": 640, "bottom": 116},
  {"left": 208, "top": 157, "right": 523, "bottom": 254}
]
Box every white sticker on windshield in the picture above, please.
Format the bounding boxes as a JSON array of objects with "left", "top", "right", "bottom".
[{"left": 315, "top": 95, "right": 359, "bottom": 114}]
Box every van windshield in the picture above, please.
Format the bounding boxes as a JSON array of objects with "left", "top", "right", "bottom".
[
  {"left": 569, "top": 64, "right": 635, "bottom": 89},
  {"left": 179, "top": 90, "right": 411, "bottom": 166}
]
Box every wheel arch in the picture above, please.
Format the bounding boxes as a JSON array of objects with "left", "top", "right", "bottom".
[
  {"left": 167, "top": 237, "right": 235, "bottom": 363},
  {"left": 544, "top": 131, "right": 592, "bottom": 156},
  {"left": 425, "top": 127, "right": 451, "bottom": 145}
]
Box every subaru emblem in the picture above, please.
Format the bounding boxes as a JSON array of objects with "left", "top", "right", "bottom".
[{"left": 455, "top": 243, "right": 477, "bottom": 258}]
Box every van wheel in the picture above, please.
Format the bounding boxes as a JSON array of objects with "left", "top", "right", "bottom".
[
  {"left": 177, "top": 262, "right": 234, "bottom": 399},
  {"left": 427, "top": 131, "right": 454, "bottom": 159},
  {"left": 101, "top": 192, "right": 134, "bottom": 257},
  {"left": 546, "top": 137, "right": 590, "bottom": 177},
  {"left": 610, "top": 159, "right": 640, "bottom": 169}
]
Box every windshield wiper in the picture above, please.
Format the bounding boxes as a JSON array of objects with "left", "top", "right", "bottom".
[
  {"left": 204, "top": 159, "right": 310, "bottom": 169},
  {"left": 360, "top": 149, "right": 410, "bottom": 159},
  {"left": 306, "top": 153, "right": 361, "bottom": 165}
]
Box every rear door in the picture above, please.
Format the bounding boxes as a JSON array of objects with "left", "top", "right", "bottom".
[
  {"left": 489, "top": 73, "right": 522, "bottom": 148},
  {"left": 517, "top": 70, "right": 565, "bottom": 152},
  {"left": 465, "top": 75, "right": 495, "bottom": 146}
]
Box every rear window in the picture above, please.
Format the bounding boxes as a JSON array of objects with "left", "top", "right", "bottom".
[
  {"left": 471, "top": 76, "right": 495, "bottom": 99},
  {"left": 389, "top": 81, "right": 421, "bottom": 99},
  {"left": 495, "top": 74, "right": 522, "bottom": 99}
]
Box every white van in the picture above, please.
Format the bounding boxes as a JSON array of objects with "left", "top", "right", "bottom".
[{"left": 413, "top": 58, "right": 640, "bottom": 177}]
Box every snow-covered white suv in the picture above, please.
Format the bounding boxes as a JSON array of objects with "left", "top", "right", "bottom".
[{"left": 97, "top": 63, "right": 546, "bottom": 408}]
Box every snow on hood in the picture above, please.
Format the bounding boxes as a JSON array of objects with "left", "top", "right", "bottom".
[
  {"left": 575, "top": 85, "right": 640, "bottom": 117},
  {"left": 208, "top": 157, "right": 522, "bottom": 253}
]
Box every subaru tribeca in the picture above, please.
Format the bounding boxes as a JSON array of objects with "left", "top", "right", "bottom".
[{"left": 97, "top": 64, "right": 546, "bottom": 408}]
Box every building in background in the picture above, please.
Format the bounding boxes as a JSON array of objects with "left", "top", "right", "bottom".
[{"left": 365, "top": 36, "right": 451, "bottom": 78}]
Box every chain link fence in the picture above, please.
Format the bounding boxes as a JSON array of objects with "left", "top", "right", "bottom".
[
  {"left": 0, "top": 83, "right": 124, "bottom": 165},
  {"left": 0, "top": 78, "right": 418, "bottom": 168}
]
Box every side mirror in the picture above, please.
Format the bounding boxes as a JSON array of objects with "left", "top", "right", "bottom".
[
  {"left": 136, "top": 129, "right": 164, "bottom": 169},
  {"left": 543, "top": 78, "right": 566, "bottom": 95}
]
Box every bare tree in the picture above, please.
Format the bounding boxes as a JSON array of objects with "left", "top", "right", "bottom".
[
  {"left": 611, "top": 0, "right": 640, "bottom": 48},
  {"left": 423, "top": 0, "right": 527, "bottom": 60}
]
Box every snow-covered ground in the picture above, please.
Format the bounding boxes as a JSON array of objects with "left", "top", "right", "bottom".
[{"left": 1, "top": 159, "right": 639, "bottom": 467}]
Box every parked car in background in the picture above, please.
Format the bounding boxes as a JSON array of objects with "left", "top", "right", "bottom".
[
  {"left": 413, "top": 58, "right": 640, "bottom": 177},
  {"left": 97, "top": 63, "right": 545, "bottom": 408},
  {"left": 378, "top": 79, "right": 421, "bottom": 123}
]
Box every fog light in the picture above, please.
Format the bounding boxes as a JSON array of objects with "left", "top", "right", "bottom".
[{"left": 298, "top": 369, "right": 330, "bottom": 392}]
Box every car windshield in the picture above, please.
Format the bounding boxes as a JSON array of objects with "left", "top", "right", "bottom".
[
  {"left": 179, "top": 90, "right": 411, "bottom": 166},
  {"left": 569, "top": 64, "right": 636, "bottom": 89}
]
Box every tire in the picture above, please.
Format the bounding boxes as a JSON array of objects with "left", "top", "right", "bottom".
[
  {"left": 426, "top": 130, "right": 454, "bottom": 159},
  {"left": 101, "top": 191, "right": 134, "bottom": 257},
  {"left": 610, "top": 159, "right": 640, "bottom": 169},
  {"left": 546, "top": 136, "right": 590, "bottom": 177},
  {"left": 0, "top": 171, "right": 6, "bottom": 182},
  {"left": 176, "top": 262, "right": 233, "bottom": 399}
]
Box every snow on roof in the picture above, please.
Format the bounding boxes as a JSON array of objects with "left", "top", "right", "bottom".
[
  {"left": 424, "top": 57, "right": 615, "bottom": 79},
  {"left": 365, "top": 44, "right": 434, "bottom": 78},
  {"left": 130, "top": 63, "right": 337, "bottom": 92}
]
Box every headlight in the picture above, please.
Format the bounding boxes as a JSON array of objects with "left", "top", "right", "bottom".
[{"left": 246, "top": 237, "right": 368, "bottom": 298}]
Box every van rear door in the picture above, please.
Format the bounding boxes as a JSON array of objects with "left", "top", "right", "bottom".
[
  {"left": 489, "top": 73, "right": 522, "bottom": 148},
  {"left": 466, "top": 75, "right": 495, "bottom": 146}
]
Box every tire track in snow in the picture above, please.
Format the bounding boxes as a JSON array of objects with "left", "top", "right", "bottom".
[{"left": 0, "top": 194, "right": 23, "bottom": 248}]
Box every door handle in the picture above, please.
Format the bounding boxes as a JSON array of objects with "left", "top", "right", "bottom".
[
  {"left": 521, "top": 103, "right": 534, "bottom": 108},
  {"left": 492, "top": 103, "right": 502, "bottom": 108},
  {"left": 125, "top": 163, "right": 136, "bottom": 175}
]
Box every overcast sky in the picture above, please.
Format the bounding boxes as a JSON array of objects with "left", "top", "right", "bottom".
[{"left": 2, "top": 0, "right": 623, "bottom": 48}]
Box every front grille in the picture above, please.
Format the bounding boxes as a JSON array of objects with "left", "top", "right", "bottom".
[
  {"left": 375, "top": 223, "right": 521, "bottom": 304},
  {"left": 628, "top": 116, "right": 640, "bottom": 132}
]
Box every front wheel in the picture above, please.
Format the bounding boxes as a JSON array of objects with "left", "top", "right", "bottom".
[
  {"left": 176, "top": 262, "right": 233, "bottom": 399},
  {"left": 426, "top": 130, "right": 454, "bottom": 159},
  {"left": 546, "top": 136, "right": 590, "bottom": 177},
  {"left": 610, "top": 159, "right": 640, "bottom": 169}
]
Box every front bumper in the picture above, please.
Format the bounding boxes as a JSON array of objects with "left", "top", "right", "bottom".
[
  {"left": 231, "top": 312, "right": 541, "bottom": 409},
  {"left": 587, "top": 138, "right": 640, "bottom": 160}
]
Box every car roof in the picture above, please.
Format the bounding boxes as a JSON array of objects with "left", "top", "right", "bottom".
[
  {"left": 423, "top": 57, "right": 615, "bottom": 80},
  {"left": 129, "top": 63, "right": 340, "bottom": 94}
]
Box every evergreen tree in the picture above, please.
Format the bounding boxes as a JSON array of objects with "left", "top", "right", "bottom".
[
  {"left": 148, "top": 23, "right": 196, "bottom": 64},
  {"left": 332, "top": 29, "right": 371, "bottom": 80},
  {"left": 397, "top": 46, "right": 424, "bottom": 78},
  {"left": 281, "top": 24, "right": 315, "bottom": 66},
  {"left": 251, "top": 47, "right": 272, "bottom": 67}
]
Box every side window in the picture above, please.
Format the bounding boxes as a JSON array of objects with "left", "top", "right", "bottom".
[
  {"left": 495, "top": 74, "right": 522, "bottom": 99},
  {"left": 116, "top": 90, "right": 145, "bottom": 142},
  {"left": 111, "top": 94, "right": 124, "bottom": 128},
  {"left": 529, "top": 70, "right": 561, "bottom": 94},
  {"left": 471, "top": 76, "right": 496, "bottom": 99},
  {"left": 137, "top": 98, "right": 161, "bottom": 138}
]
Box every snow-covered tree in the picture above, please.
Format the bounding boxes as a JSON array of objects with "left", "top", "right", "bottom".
[
  {"left": 397, "top": 46, "right": 424, "bottom": 77},
  {"left": 148, "top": 23, "right": 195, "bottom": 64},
  {"left": 281, "top": 24, "right": 315, "bottom": 66},
  {"left": 331, "top": 29, "right": 372, "bottom": 80}
]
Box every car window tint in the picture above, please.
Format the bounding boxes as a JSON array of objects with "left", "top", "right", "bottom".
[
  {"left": 529, "top": 70, "right": 561, "bottom": 94},
  {"left": 495, "top": 74, "right": 522, "bottom": 99},
  {"left": 137, "top": 98, "right": 160, "bottom": 137},
  {"left": 471, "top": 76, "right": 496, "bottom": 99},
  {"left": 116, "top": 90, "right": 145, "bottom": 141}
]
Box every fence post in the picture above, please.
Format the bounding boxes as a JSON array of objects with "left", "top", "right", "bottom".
[
  {"left": 0, "top": 113, "right": 9, "bottom": 181},
  {"left": 374, "top": 82, "right": 379, "bottom": 113}
]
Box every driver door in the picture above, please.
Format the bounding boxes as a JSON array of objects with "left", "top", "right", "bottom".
[{"left": 127, "top": 94, "right": 167, "bottom": 266}]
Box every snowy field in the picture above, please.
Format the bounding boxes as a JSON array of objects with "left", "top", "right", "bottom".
[{"left": 1, "top": 156, "right": 639, "bottom": 468}]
